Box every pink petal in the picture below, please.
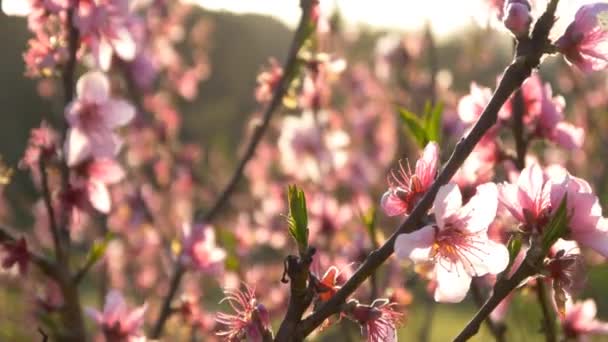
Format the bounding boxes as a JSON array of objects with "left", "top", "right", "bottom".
[
  {"left": 65, "top": 127, "right": 92, "bottom": 166},
  {"left": 460, "top": 237, "right": 509, "bottom": 276},
  {"left": 2, "top": 0, "right": 31, "bottom": 16},
  {"left": 458, "top": 182, "right": 498, "bottom": 233},
  {"left": 575, "top": 229, "right": 608, "bottom": 258},
  {"left": 381, "top": 190, "right": 407, "bottom": 217},
  {"left": 415, "top": 141, "right": 439, "bottom": 186},
  {"left": 89, "top": 131, "right": 123, "bottom": 159},
  {"left": 434, "top": 183, "right": 462, "bottom": 229},
  {"left": 84, "top": 307, "right": 103, "bottom": 324},
  {"left": 517, "top": 163, "right": 544, "bottom": 202},
  {"left": 110, "top": 27, "right": 137, "bottom": 61},
  {"left": 87, "top": 158, "right": 125, "bottom": 184},
  {"left": 394, "top": 225, "right": 435, "bottom": 263},
  {"left": 100, "top": 99, "right": 135, "bottom": 129},
  {"left": 433, "top": 261, "right": 471, "bottom": 303},
  {"left": 551, "top": 122, "right": 584, "bottom": 150},
  {"left": 88, "top": 181, "right": 111, "bottom": 213},
  {"left": 98, "top": 37, "right": 114, "bottom": 71},
  {"left": 122, "top": 303, "right": 148, "bottom": 333},
  {"left": 498, "top": 183, "right": 525, "bottom": 222},
  {"left": 76, "top": 71, "right": 110, "bottom": 103},
  {"left": 103, "top": 290, "right": 127, "bottom": 324}
]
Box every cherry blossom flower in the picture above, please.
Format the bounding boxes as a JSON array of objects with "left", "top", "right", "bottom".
[
  {"left": 216, "top": 285, "right": 271, "bottom": 342},
  {"left": 72, "top": 158, "right": 125, "bottom": 213},
  {"left": 381, "top": 142, "right": 439, "bottom": 217},
  {"left": 395, "top": 182, "right": 509, "bottom": 302},
  {"left": 550, "top": 173, "right": 608, "bottom": 257},
  {"left": 64, "top": 71, "right": 135, "bottom": 166},
  {"left": 503, "top": 0, "right": 532, "bottom": 37},
  {"left": 498, "top": 163, "right": 552, "bottom": 231},
  {"left": 19, "top": 121, "right": 58, "bottom": 170},
  {"left": 1, "top": 237, "right": 29, "bottom": 275},
  {"left": 458, "top": 83, "right": 494, "bottom": 124},
  {"left": 345, "top": 299, "right": 403, "bottom": 342},
  {"left": 75, "top": 0, "right": 137, "bottom": 70},
  {"left": 86, "top": 289, "right": 147, "bottom": 342},
  {"left": 278, "top": 111, "right": 350, "bottom": 182},
  {"left": 180, "top": 223, "right": 226, "bottom": 274},
  {"left": 562, "top": 299, "right": 608, "bottom": 340},
  {"left": 556, "top": 3, "right": 608, "bottom": 72}
]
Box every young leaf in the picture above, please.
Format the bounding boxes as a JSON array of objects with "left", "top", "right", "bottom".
[
  {"left": 424, "top": 101, "right": 443, "bottom": 143},
  {"left": 398, "top": 109, "right": 427, "bottom": 148},
  {"left": 287, "top": 185, "right": 309, "bottom": 254},
  {"left": 541, "top": 195, "right": 569, "bottom": 254},
  {"left": 74, "top": 232, "right": 115, "bottom": 283},
  {"left": 362, "top": 206, "right": 378, "bottom": 249}
]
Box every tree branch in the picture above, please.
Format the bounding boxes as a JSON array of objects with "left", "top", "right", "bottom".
[
  {"left": 294, "top": 1, "right": 559, "bottom": 337},
  {"left": 149, "top": 1, "right": 317, "bottom": 338},
  {"left": 535, "top": 281, "right": 557, "bottom": 342}
]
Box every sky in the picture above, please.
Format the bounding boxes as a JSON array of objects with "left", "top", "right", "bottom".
[{"left": 190, "top": 0, "right": 606, "bottom": 37}]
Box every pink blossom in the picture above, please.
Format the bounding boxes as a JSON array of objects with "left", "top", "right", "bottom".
[
  {"left": 503, "top": 1, "right": 532, "bottom": 37},
  {"left": 395, "top": 183, "right": 509, "bottom": 302},
  {"left": 72, "top": 158, "right": 125, "bottom": 213},
  {"left": 255, "top": 58, "right": 283, "bottom": 103},
  {"left": 498, "top": 163, "right": 552, "bottom": 231},
  {"left": 278, "top": 111, "right": 350, "bottom": 182},
  {"left": 458, "top": 83, "right": 493, "bottom": 124},
  {"left": 216, "top": 285, "right": 271, "bottom": 342},
  {"left": 381, "top": 142, "right": 439, "bottom": 216},
  {"left": 180, "top": 223, "right": 226, "bottom": 274},
  {"left": 1, "top": 237, "right": 29, "bottom": 275},
  {"left": 75, "top": 0, "right": 137, "bottom": 70},
  {"left": 346, "top": 299, "right": 403, "bottom": 342},
  {"left": 64, "top": 71, "right": 135, "bottom": 166},
  {"left": 550, "top": 173, "right": 608, "bottom": 257},
  {"left": 562, "top": 299, "right": 608, "bottom": 340},
  {"left": 19, "top": 121, "right": 58, "bottom": 170},
  {"left": 23, "top": 32, "right": 68, "bottom": 78},
  {"left": 86, "top": 289, "right": 147, "bottom": 342},
  {"left": 556, "top": 3, "right": 608, "bottom": 72}
]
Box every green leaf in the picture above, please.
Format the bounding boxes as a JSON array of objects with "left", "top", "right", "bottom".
[
  {"left": 362, "top": 206, "right": 378, "bottom": 248},
  {"left": 424, "top": 101, "right": 443, "bottom": 143},
  {"left": 541, "top": 195, "right": 569, "bottom": 253},
  {"left": 504, "top": 234, "right": 522, "bottom": 275},
  {"left": 398, "top": 109, "right": 427, "bottom": 148},
  {"left": 287, "top": 185, "right": 309, "bottom": 254},
  {"left": 75, "top": 232, "right": 114, "bottom": 283}
]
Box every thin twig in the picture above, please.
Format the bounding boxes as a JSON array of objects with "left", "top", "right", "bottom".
[{"left": 470, "top": 281, "right": 506, "bottom": 342}]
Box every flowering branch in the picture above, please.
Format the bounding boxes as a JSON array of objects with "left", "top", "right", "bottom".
[
  {"left": 149, "top": 1, "right": 317, "bottom": 338},
  {"left": 294, "top": 1, "right": 560, "bottom": 338},
  {"left": 0, "top": 225, "right": 56, "bottom": 277}
]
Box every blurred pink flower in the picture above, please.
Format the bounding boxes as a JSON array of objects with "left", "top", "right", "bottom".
[
  {"left": 562, "top": 299, "right": 608, "bottom": 340},
  {"left": 75, "top": 0, "right": 137, "bottom": 70},
  {"left": 255, "top": 58, "right": 283, "bottom": 103},
  {"left": 346, "top": 299, "right": 403, "bottom": 342},
  {"left": 86, "top": 289, "right": 147, "bottom": 342},
  {"left": 458, "top": 83, "right": 494, "bottom": 124},
  {"left": 381, "top": 142, "right": 439, "bottom": 217},
  {"left": 395, "top": 183, "right": 509, "bottom": 302},
  {"left": 64, "top": 71, "right": 135, "bottom": 166},
  {"left": 499, "top": 163, "right": 552, "bottom": 231},
  {"left": 503, "top": 1, "right": 532, "bottom": 37},
  {"left": 216, "top": 285, "right": 271, "bottom": 342},
  {"left": 556, "top": 3, "right": 608, "bottom": 72},
  {"left": 19, "top": 121, "right": 58, "bottom": 171},
  {"left": 72, "top": 158, "right": 125, "bottom": 213},
  {"left": 180, "top": 223, "right": 226, "bottom": 274},
  {"left": 1, "top": 237, "right": 29, "bottom": 275},
  {"left": 550, "top": 173, "right": 608, "bottom": 257}
]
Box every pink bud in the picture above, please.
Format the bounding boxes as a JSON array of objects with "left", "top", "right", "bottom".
[{"left": 503, "top": 2, "right": 532, "bottom": 37}]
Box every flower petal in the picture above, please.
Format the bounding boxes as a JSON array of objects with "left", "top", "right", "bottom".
[
  {"left": 100, "top": 99, "right": 135, "bottom": 129},
  {"left": 65, "top": 127, "right": 92, "bottom": 166},
  {"left": 458, "top": 182, "right": 498, "bottom": 233},
  {"left": 381, "top": 190, "right": 408, "bottom": 216},
  {"left": 76, "top": 71, "right": 110, "bottom": 103},
  {"left": 433, "top": 261, "right": 471, "bottom": 303},
  {"left": 394, "top": 225, "right": 435, "bottom": 263},
  {"left": 434, "top": 183, "right": 462, "bottom": 229}
]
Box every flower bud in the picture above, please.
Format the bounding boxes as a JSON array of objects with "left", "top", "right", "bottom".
[{"left": 503, "top": 1, "right": 532, "bottom": 38}]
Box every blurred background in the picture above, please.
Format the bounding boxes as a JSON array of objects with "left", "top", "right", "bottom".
[{"left": 2, "top": 0, "right": 608, "bottom": 341}]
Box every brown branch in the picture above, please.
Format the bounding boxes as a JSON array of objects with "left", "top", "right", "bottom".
[
  {"left": 149, "top": 1, "right": 317, "bottom": 338},
  {"left": 275, "top": 249, "right": 315, "bottom": 342},
  {"left": 0, "top": 225, "right": 57, "bottom": 278},
  {"left": 470, "top": 281, "right": 506, "bottom": 342},
  {"left": 294, "top": 1, "right": 559, "bottom": 338},
  {"left": 454, "top": 245, "right": 545, "bottom": 342}
]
